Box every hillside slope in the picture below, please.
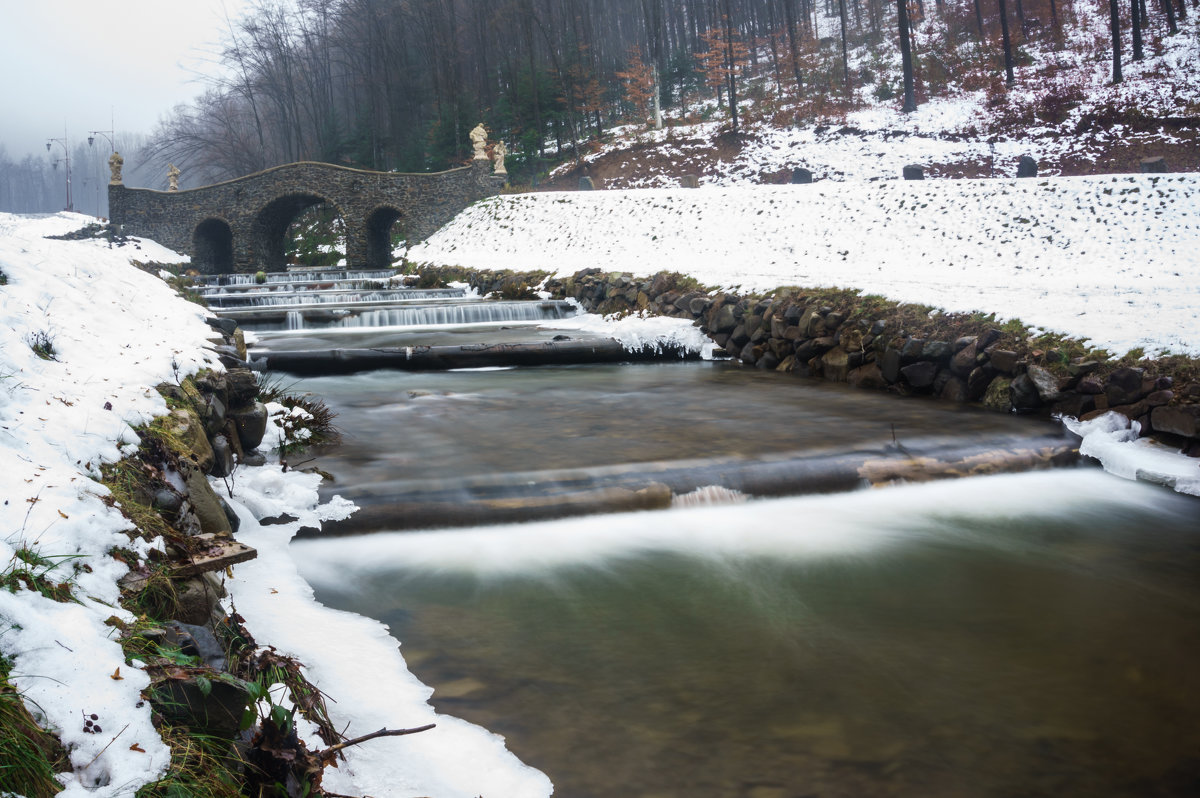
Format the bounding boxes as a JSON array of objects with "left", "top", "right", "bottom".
[
  {"left": 541, "top": 5, "right": 1199, "bottom": 189},
  {"left": 410, "top": 173, "right": 1200, "bottom": 358}
]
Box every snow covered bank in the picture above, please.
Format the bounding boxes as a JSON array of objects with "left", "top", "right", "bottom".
[
  {"left": 411, "top": 173, "right": 1200, "bottom": 357},
  {"left": 0, "top": 212, "right": 552, "bottom": 797},
  {"left": 0, "top": 212, "right": 212, "bottom": 795},
  {"left": 222, "top": 467, "right": 553, "bottom": 798}
]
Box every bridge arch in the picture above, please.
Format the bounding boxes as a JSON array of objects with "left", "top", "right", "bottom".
[
  {"left": 108, "top": 160, "right": 501, "bottom": 272},
  {"left": 365, "top": 205, "right": 406, "bottom": 268},
  {"left": 192, "top": 217, "right": 235, "bottom": 274},
  {"left": 252, "top": 193, "right": 346, "bottom": 271}
]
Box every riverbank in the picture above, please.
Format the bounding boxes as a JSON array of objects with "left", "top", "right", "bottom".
[{"left": 0, "top": 212, "right": 550, "bottom": 797}]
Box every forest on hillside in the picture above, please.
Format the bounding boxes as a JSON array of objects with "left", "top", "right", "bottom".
[
  {"left": 139, "top": 0, "right": 1193, "bottom": 185},
  {"left": 1, "top": 0, "right": 1192, "bottom": 213}
]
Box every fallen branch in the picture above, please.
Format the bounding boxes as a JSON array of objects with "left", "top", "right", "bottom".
[{"left": 317, "top": 724, "right": 435, "bottom": 762}]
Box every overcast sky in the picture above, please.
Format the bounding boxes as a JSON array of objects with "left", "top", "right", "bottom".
[{"left": 0, "top": 0, "right": 253, "bottom": 160}]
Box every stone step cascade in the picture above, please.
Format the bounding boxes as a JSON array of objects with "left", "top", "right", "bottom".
[{"left": 202, "top": 267, "right": 580, "bottom": 333}]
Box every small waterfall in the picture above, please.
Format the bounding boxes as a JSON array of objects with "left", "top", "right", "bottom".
[
  {"left": 286, "top": 310, "right": 304, "bottom": 330},
  {"left": 204, "top": 288, "right": 467, "bottom": 309},
  {"left": 339, "top": 301, "right": 575, "bottom": 329}
]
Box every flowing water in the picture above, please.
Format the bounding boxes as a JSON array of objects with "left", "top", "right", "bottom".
[
  {"left": 274, "top": 355, "right": 1200, "bottom": 797},
  {"left": 242, "top": 279, "right": 1200, "bottom": 798}
]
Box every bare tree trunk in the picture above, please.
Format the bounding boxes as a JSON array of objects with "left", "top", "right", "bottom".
[
  {"left": 998, "top": 0, "right": 1015, "bottom": 84},
  {"left": 897, "top": 0, "right": 917, "bottom": 111},
  {"left": 839, "top": 0, "right": 851, "bottom": 93},
  {"left": 1131, "top": 0, "right": 1144, "bottom": 60},
  {"left": 1110, "top": 0, "right": 1123, "bottom": 83}
]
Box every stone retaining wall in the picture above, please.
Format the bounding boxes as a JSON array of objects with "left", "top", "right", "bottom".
[{"left": 418, "top": 264, "right": 1200, "bottom": 457}]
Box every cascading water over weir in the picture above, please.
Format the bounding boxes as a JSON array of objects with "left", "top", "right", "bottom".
[{"left": 204, "top": 266, "right": 696, "bottom": 371}]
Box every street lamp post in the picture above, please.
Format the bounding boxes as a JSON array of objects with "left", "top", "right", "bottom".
[
  {"left": 88, "top": 130, "right": 115, "bottom": 151},
  {"left": 46, "top": 137, "right": 73, "bottom": 212}
]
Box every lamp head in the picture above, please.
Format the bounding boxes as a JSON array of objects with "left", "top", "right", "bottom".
[{"left": 88, "top": 135, "right": 95, "bottom": 147}]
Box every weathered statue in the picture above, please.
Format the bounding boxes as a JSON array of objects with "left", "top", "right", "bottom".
[
  {"left": 108, "top": 151, "right": 124, "bottom": 185},
  {"left": 167, "top": 163, "right": 181, "bottom": 192},
  {"left": 469, "top": 123, "right": 488, "bottom": 160},
  {"left": 493, "top": 141, "right": 508, "bottom": 175}
]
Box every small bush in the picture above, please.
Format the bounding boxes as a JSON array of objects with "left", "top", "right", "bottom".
[{"left": 25, "top": 331, "right": 57, "bottom": 361}]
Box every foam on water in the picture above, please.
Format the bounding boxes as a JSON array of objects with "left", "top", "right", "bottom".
[{"left": 291, "top": 469, "right": 1183, "bottom": 583}]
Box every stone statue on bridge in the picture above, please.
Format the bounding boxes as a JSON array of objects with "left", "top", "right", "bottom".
[
  {"left": 493, "top": 141, "right": 508, "bottom": 175},
  {"left": 470, "top": 123, "right": 488, "bottom": 160},
  {"left": 108, "top": 151, "right": 124, "bottom": 185},
  {"left": 167, "top": 163, "right": 181, "bottom": 192}
]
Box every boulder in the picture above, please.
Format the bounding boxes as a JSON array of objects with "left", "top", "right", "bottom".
[
  {"left": 900, "top": 360, "right": 939, "bottom": 389},
  {"left": 940, "top": 376, "right": 968, "bottom": 403},
  {"left": 710, "top": 303, "right": 740, "bottom": 334},
  {"left": 982, "top": 377, "right": 1013, "bottom": 412},
  {"left": 1016, "top": 155, "right": 1038, "bottom": 177},
  {"left": 791, "top": 167, "right": 813, "bottom": 184},
  {"left": 174, "top": 574, "right": 227, "bottom": 626},
  {"left": 879, "top": 348, "right": 903, "bottom": 383},
  {"left": 821, "top": 347, "right": 853, "bottom": 381},
  {"left": 903, "top": 164, "right": 925, "bottom": 180},
  {"left": 847, "top": 363, "right": 888, "bottom": 390},
  {"left": 988, "top": 349, "right": 1020, "bottom": 374},
  {"left": 210, "top": 434, "right": 236, "bottom": 478},
  {"left": 921, "top": 340, "right": 952, "bottom": 362},
  {"left": 228, "top": 402, "right": 269, "bottom": 451},
  {"left": 950, "top": 341, "right": 978, "bottom": 377},
  {"left": 967, "top": 366, "right": 996, "bottom": 400},
  {"left": 163, "top": 408, "right": 214, "bottom": 474},
  {"left": 1010, "top": 373, "right": 1042, "bottom": 411},
  {"left": 1151, "top": 405, "right": 1200, "bottom": 438},
  {"left": 1106, "top": 367, "right": 1148, "bottom": 405},
  {"left": 1026, "top": 364, "right": 1064, "bottom": 402},
  {"left": 182, "top": 465, "right": 233, "bottom": 538}
]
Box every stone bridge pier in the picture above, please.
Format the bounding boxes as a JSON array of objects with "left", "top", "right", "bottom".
[{"left": 110, "top": 160, "right": 501, "bottom": 273}]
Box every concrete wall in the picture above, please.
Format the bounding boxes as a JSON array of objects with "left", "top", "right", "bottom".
[{"left": 110, "top": 160, "right": 500, "bottom": 272}]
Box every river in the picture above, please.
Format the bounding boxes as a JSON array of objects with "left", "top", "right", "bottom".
[{"left": 264, "top": 345, "right": 1200, "bottom": 798}]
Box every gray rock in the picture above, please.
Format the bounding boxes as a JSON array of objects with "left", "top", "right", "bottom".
[
  {"left": 900, "top": 360, "right": 939, "bottom": 389},
  {"left": 174, "top": 574, "right": 226, "bottom": 626},
  {"left": 988, "top": 349, "right": 1020, "bottom": 374},
  {"left": 183, "top": 466, "right": 233, "bottom": 538},
  {"left": 1106, "top": 367, "right": 1148, "bottom": 405},
  {"left": 1016, "top": 155, "right": 1038, "bottom": 177},
  {"left": 921, "top": 340, "right": 952, "bottom": 362},
  {"left": 791, "top": 167, "right": 813, "bottom": 184},
  {"left": 1010, "top": 373, "right": 1043, "bottom": 411},
  {"left": 880, "top": 348, "right": 903, "bottom": 383},
  {"left": 228, "top": 402, "right": 269, "bottom": 451},
  {"left": 579, "top": 176, "right": 596, "bottom": 190},
  {"left": 210, "top": 435, "right": 236, "bottom": 478},
  {"left": 205, "top": 317, "right": 238, "bottom": 335},
  {"left": 903, "top": 164, "right": 924, "bottom": 180},
  {"left": 950, "top": 341, "right": 978, "bottom": 377},
  {"left": 1026, "top": 364, "right": 1064, "bottom": 402},
  {"left": 1150, "top": 405, "right": 1200, "bottom": 438},
  {"left": 710, "top": 304, "right": 740, "bottom": 334}
]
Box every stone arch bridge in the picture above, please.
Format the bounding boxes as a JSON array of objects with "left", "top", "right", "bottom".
[{"left": 109, "top": 160, "right": 500, "bottom": 273}]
